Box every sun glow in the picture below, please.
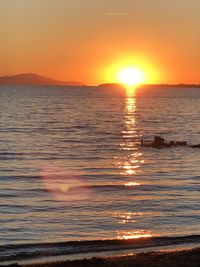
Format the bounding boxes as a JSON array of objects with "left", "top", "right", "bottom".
[
  {"left": 102, "top": 56, "right": 159, "bottom": 86},
  {"left": 118, "top": 68, "right": 144, "bottom": 86}
]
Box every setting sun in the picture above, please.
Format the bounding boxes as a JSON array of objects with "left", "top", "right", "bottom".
[
  {"left": 118, "top": 68, "right": 145, "bottom": 86},
  {"left": 102, "top": 56, "right": 159, "bottom": 86}
]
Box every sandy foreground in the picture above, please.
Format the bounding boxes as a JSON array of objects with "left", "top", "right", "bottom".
[{"left": 3, "top": 247, "right": 200, "bottom": 267}]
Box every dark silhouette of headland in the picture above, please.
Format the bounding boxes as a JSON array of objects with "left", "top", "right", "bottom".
[
  {"left": 99, "top": 83, "right": 200, "bottom": 88},
  {"left": 0, "top": 73, "right": 85, "bottom": 86},
  {"left": 138, "top": 84, "right": 200, "bottom": 89},
  {"left": 99, "top": 83, "right": 126, "bottom": 88}
]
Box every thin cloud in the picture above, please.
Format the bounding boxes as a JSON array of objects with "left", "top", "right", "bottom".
[{"left": 104, "top": 12, "right": 128, "bottom": 16}]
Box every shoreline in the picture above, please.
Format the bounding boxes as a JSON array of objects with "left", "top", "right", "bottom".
[
  {"left": 1, "top": 235, "right": 200, "bottom": 264},
  {"left": 0, "top": 238, "right": 200, "bottom": 266},
  {"left": 2, "top": 247, "right": 200, "bottom": 267}
]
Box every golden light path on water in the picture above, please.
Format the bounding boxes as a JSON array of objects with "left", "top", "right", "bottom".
[
  {"left": 115, "top": 87, "right": 143, "bottom": 179},
  {"left": 115, "top": 86, "right": 152, "bottom": 240},
  {"left": 117, "top": 231, "right": 152, "bottom": 240}
]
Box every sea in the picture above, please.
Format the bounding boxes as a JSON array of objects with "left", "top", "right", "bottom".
[{"left": 0, "top": 85, "right": 200, "bottom": 263}]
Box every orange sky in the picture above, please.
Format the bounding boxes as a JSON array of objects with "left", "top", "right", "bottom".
[{"left": 0, "top": 0, "right": 199, "bottom": 85}]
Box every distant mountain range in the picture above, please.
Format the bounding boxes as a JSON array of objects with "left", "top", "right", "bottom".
[{"left": 0, "top": 73, "right": 85, "bottom": 86}]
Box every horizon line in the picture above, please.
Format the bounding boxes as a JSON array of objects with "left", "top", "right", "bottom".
[{"left": 0, "top": 73, "right": 199, "bottom": 87}]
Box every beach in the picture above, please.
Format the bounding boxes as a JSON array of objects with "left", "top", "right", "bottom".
[{"left": 3, "top": 247, "right": 200, "bottom": 267}]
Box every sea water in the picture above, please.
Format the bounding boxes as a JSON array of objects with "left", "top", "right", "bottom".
[{"left": 0, "top": 85, "right": 200, "bottom": 261}]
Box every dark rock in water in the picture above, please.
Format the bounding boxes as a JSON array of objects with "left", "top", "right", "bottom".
[
  {"left": 141, "top": 136, "right": 188, "bottom": 149},
  {"left": 141, "top": 139, "right": 152, "bottom": 148},
  {"left": 191, "top": 144, "right": 200, "bottom": 148},
  {"left": 151, "top": 143, "right": 163, "bottom": 149},
  {"left": 162, "top": 143, "right": 172, "bottom": 148},
  {"left": 153, "top": 136, "right": 171, "bottom": 148},
  {"left": 140, "top": 136, "right": 200, "bottom": 149},
  {"left": 154, "top": 136, "right": 165, "bottom": 145},
  {"left": 176, "top": 141, "right": 187, "bottom": 146},
  {"left": 169, "top": 141, "right": 177, "bottom": 147},
  {"left": 141, "top": 136, "right": 169, "bottom": 149}
]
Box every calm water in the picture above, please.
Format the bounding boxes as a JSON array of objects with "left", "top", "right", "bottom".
[{"left": 0, "top": 85, "right": 200, "bottom": 260}]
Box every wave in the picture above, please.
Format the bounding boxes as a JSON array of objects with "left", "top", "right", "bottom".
[
  {"left": 1, "top": 235, "right": 200, "bottom": 262},
  {"left": 0, "top": 179, "right": 197, "bottom": 191}
]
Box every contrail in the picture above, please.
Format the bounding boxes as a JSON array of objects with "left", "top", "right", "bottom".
[{"left": 104, "top": 12, "right": 128, "bottom": 16}]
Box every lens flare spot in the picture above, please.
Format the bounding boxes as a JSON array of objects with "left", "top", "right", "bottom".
[
  {"left": 60, "top": 184, "right": 70, "bottom": 192},
  {"left": 40, "top": 165, "right": 91, "bottom": 202}
]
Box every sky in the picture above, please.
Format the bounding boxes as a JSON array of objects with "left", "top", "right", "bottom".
[{"left": 0, "top": 0, "right": 199, "bottom": 85}]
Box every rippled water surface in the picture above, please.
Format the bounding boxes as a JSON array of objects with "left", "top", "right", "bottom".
[{"left": 0, "top": 85, "right": 200, "bottom": 246}]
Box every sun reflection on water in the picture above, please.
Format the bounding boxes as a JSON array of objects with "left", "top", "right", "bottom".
[
  {"left": 124, "top": 182, "right": 140, "bottom": 186},
  {"left": 113, "top": 88, "right": 150, "bottom": 240},
  {"left": 114, "top": 212, "right": 142, "bottom": 225},
  {"left": 115, "top": 88, "right": 144, "bottom": 180},
  {"left": 117, "top": 230, "right": 152, "bottom": 240}
]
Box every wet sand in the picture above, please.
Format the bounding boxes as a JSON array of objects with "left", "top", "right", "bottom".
[{"left": 5, "top": 247, "right": 200, "bottom": 267}]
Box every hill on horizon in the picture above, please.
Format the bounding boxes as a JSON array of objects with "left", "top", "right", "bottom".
[
  {"left": 0, "top": 73, "right": 85, "bottom": 86},
  {"left": 99, "top": 83, "right": 200, "bottom": 88}
]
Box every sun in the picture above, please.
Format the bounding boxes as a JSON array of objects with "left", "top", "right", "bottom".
[
  {"left": 118, "top": 67, "right": 144, "bottom": 86},
  {"left": 102, "top": 57, "right": 159, "bottom": 86}
]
